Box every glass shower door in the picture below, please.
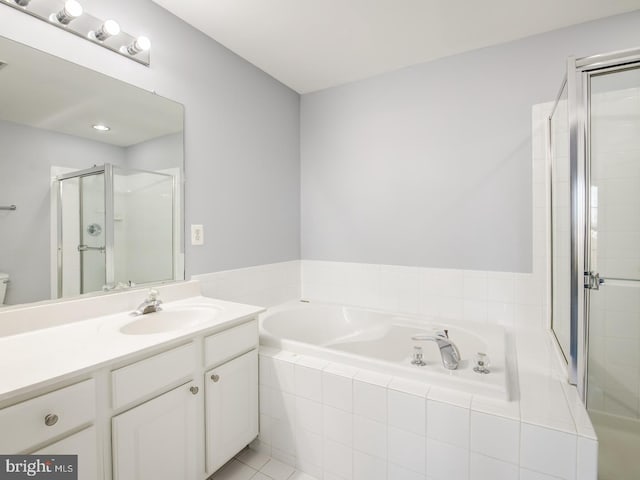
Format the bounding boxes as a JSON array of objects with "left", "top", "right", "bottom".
[
  {"left": 550, "top": 80, "right": 572, "bottom": 364},
  {"left": 586, "top": 64, "right": 640, "bottom": 479},
  {"left": 58, "top": 170, "right": 107, "bottom": 296},
  {"left": 78, "top": 172, "right": 106, "bottom": 294},
  {"left": 112, "top": 167, "right": 174, "bottom": 286}
]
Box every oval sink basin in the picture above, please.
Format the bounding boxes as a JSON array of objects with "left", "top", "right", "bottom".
[{"left": 119, "top": 306, "right": 219, "bottom": 335}]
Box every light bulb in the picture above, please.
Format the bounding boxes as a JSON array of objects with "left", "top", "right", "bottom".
[
  {"left": 125, "top": 36, "right": 151, "bottom": 55},
  {"left": 92, "top": 19, "right": 120, "bottom": 41},
  {"left": 54, "top": 0, "right": 83, "bottom": 25}
]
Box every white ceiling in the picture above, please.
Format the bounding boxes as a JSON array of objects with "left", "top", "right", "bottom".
[
  {"left": 152, "top": 0, "right": 640, "bottom": 93},
  {"left": 0, "top": 36, "right": 182, "bottom": 147}
]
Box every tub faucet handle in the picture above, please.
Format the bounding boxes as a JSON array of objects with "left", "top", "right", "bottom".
[{"left": 411, "top": 345, "right": 426, "bottom": 366}]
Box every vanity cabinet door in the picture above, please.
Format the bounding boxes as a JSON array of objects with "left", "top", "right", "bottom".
[
  {"left": 112, "top": 381, "right": 200, "bottom": 480},
  {"left": 33, "top": 426, "right": 99, "bottom": 480},
  {"left": 205, "top": 349, "right": 258, "bottom": 474}
]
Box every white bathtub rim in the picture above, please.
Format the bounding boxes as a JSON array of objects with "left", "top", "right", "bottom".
[{"left": 260, "top": 300, "right": 511, "bottom": 401}]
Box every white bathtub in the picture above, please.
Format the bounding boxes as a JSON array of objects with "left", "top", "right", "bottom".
[{"left": 260, "top": 301, "right": 510, "bottom": 400}]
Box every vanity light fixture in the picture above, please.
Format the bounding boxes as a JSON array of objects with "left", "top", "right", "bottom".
[
  {"left": 90, "top": 19, "right": 120, "bottom": 42},
  {"left": 123, "top": 36, "right": 151, "bottom": 56},
  {"left": 52, "top": 0, "right": 83, "bottom": 25},
  {"left": 92, "top": 124, "right": 111, "bottom": 132},
  {"left": 0, "top": 0, "right": 151, "bottom": 66}
]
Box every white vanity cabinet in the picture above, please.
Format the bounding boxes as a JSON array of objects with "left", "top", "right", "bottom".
[
  {"left": 0, "top": 309, "right": 261, "bottom": 480},
  {"left": 109, "top": 318, "right": 259, "bottom": 479},
  {"left": 205, "top": 350, "right": 258, "bottom": 473},
  {"left": 112, "top": 381, "right": 200, "bottom": 480},
  {"left": 34, "top": 426, "right": 99, "bottom": 480},
  {"left": 204, "top": 319, "right": 259, "bottom": 475},
  {"left": 0, "top": 379, "right": 99, "bottom": 479}
]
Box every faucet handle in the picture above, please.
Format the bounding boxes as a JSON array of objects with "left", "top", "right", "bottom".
[{"left": 147, "top": 288, "right": 159, "bottom": 301}]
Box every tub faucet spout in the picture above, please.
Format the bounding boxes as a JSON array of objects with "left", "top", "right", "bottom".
[{"left": 412, "top": 330, "right": 461, "bottom": 370}]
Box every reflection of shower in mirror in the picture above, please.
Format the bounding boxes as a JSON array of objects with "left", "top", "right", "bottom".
[
  {"left": 53, "top": 163, "right": 176, "bottom": 298},
  {"left": 86, "top": 223, "right": 102, "bottom": 236}
]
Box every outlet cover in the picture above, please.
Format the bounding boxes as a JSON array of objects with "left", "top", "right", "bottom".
[{"left": 191, "top": 224, "right": 204, "bottom": 245}]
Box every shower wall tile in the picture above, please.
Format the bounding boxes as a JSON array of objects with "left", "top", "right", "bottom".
[{"left": 301, "top": 260, "right": 547, "bottom": 331}]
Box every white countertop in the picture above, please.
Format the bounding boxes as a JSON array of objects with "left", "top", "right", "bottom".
[{"left": 0, "top": 295, "right": 264, "bottom": 403}]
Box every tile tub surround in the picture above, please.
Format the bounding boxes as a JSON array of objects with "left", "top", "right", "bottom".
[
  {"left": 255, "top": 342, "right": 597, "bottom": 480},
  {"left": 194, "top": 261, "right": 301, "bottom": 309},
  {"left": 301, "top": 260, "right": 548, "bottom": 332}
]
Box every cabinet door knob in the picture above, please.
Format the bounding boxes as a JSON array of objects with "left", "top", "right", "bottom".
[
  {"left": 210, "top": 374, "right": 220, "bottom": 382},
  {"left": 44, "top": 414, "right": 59, "bottom": 426},
  {"left": 189, "top": 386, "right": 199, "bottom": 395}
]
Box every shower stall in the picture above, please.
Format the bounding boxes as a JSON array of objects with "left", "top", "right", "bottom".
[
  {"left": 54, "top": 163, "right": 175, "bottom": 297},
  {"left": 549, "top": 47, "right": 640, "bottom": 479}
]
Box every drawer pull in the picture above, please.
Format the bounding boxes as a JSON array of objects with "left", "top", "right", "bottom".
[
  {"left": 44, "top": 414, "right": 59, "bottom": 426},
  {"left": 189, "top": 386, "right": 199, "bottom": 395},
  {"left": 210, "top": 374, "right": 220, "bottom": 383}
]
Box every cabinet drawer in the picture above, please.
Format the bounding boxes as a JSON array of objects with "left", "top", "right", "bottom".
[
  {"left": 204, "top": 320, "right": 257, "bottom": 368},
  {"left": 0, "top": 379, "right": 95, "bottom": 453},
  {"left": 33, "top": 426, "right": 99, "bottom": 480},
  {"left": 112, "top": 343, "right": 195, "bottom": 409}
]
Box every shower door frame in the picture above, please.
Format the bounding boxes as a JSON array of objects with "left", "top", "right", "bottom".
[
  {"left": 563, "top": 46, "right": 640, "bottom": 400},
  {"left": 55, "top": 164, "right": 115, "bottom": 297}
]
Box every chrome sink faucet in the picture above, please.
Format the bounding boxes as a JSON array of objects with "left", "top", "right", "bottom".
[
  {"left": 412, "top": 330, "right": 461, "bottom": 370},
  {"left": 133, "top": 289, "right": 163, "bottom": 316}
]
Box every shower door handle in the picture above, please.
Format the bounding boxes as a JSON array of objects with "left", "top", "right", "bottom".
[
  {"left": 78, "top": 244, "right": 106, "bottom": 253},
  {"left": 584, "top": 271, "right": 604, "bottom": 290}
]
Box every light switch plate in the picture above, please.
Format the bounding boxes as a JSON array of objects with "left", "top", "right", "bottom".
[{"left": 191, "top": 224, "right": 204, "bottom": 245}]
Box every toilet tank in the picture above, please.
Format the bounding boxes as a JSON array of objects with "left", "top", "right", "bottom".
[{"left": 0, "top": 272, "right": 8, "bottom": 304}]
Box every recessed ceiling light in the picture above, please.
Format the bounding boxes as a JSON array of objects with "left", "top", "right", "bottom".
[{"left": 92, "top": 124, "right": 110, "bottom": 132}]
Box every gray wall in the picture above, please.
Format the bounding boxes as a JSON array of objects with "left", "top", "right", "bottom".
[
  {"left": 0, "top": 0, "right": 301, "bottom": 282},
  {"left": 301, "top": 11, "right": 640, "bottom": 273},
  {"left": 0, "top": 120, "right": 126, "bottom": 304},
  {"left": 125, "top": 133, "right": 183, "bottom": 172}
]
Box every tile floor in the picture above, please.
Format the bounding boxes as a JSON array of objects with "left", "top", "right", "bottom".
[{"left": 211, "top": 448, "right": 318, "bottom": 480}]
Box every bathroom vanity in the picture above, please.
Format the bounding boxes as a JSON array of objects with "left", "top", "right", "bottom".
[{"left": 0, "top": 283, "right": 263, "bottom": 480}]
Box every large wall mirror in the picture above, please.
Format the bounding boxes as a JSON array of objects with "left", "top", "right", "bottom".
[{"left": 0, "top": 36, "right": 184, "bottom": 307}]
